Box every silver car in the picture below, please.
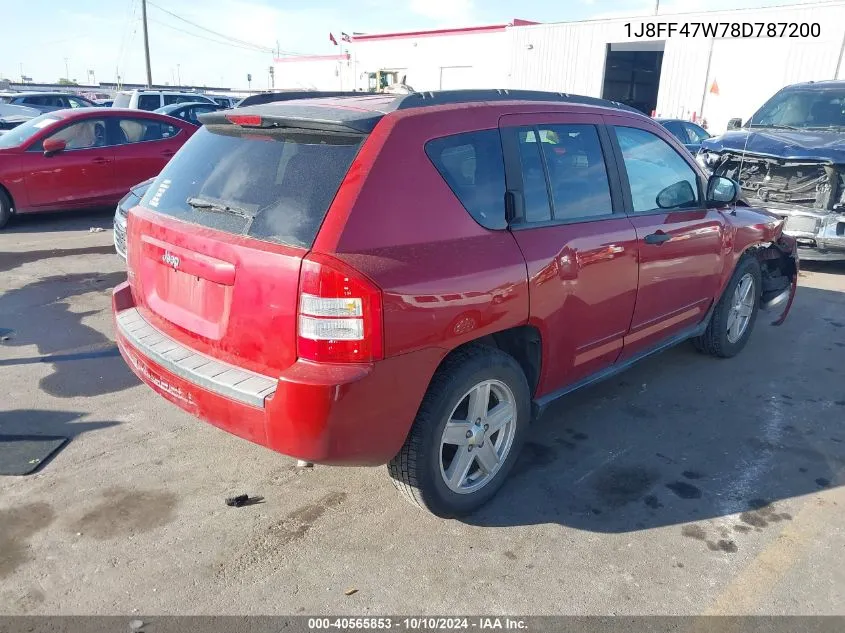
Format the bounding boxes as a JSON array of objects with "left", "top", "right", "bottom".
[
  {"left": 0, "top": 103, "right": 40, "bottom": 132},
  {"left": 114, "top": 178, "right": 154, "bottom": 260}
]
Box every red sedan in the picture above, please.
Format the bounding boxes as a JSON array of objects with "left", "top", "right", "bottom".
[{"left": 0, "top": 108, "right": 196, "bottom": 228}]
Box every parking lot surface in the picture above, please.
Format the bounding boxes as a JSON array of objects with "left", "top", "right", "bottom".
[{"left": 1, "top": 210, "right": 844, "bottom": 615}]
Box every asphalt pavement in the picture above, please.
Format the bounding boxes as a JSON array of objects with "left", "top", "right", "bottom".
[{"left": 1, "top": 210, "right": 843, "bottom": 615}]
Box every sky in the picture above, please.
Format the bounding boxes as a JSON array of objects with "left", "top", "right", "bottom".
[{"left": 0, "top": 0, "right": 825, "bottom": 90}]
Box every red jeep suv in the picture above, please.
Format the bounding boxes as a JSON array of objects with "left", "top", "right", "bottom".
[{"left": 113, "top": 90, "right": 798, "bottom": 517}]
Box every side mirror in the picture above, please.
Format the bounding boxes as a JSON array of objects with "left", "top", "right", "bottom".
[
  {"left": 656, "top": 180, "right": 697, "bottom": 209},
  {"left": 43, "top": 137, "right": 67, "bottom": 156},
  {"left": 727, "top": 118, "right": 743, "bottom": 130},
  {"left": 706, "top": 175, "right": 739, "bottom": 206}
]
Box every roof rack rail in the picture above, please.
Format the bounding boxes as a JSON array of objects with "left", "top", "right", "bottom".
[
  {"left": 236, "top": 88, "right": 643, "bottom": 115},
  {"left": 390, "top": 89, "right": 641, "bottom": 114},
  {"left": 238, "top": 91, "right": 363, "bottom": 108}
]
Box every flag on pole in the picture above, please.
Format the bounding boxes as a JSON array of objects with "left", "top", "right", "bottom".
[
  {"left": 329, "top": 33, "right": 338, "bottom": 45},
  {"left": 341, "top": 32, "right": 352, "bottom": 42},
  {"left": 709, "top": 80, "right": 720, "bottom": 96}
]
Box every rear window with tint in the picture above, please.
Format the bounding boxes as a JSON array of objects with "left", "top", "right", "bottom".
[
  {"left": 425, "top": 129, "right": 507, "bottom": 230},
  {"left": 118, "top": 118, "right": 180, "bottom": 143},
  {"left": 140, "top": 125, "right": 362, "bottom": 248},
  {"left": 138, "top": 94, "right": 160, "bottom": 110}
]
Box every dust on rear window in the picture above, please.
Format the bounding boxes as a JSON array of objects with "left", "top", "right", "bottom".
[{"left": 140, "top": 125, "right": 363, "bottom": 249}]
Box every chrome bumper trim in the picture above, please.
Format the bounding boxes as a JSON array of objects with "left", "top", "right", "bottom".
[{"left": 116, "top": 308, "right": 277, "bottom": 408}]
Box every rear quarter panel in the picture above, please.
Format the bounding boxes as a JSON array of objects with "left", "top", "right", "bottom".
[{"left": 316, "top": 106, "right": 531, "bottom": 360}]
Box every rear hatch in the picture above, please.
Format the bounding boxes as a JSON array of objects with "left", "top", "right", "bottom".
[{"left": 126, "top": 113, "right": 365, "bottom": 375}]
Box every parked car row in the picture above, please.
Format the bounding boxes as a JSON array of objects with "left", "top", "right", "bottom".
[
  {"left": 0, "top": 90, "right": 242, "bottom": 133},
  {"left": 110, "top": 90, "right": 239, "bottom": 111},
  {"left": 112, "top": 89, "right": 218, "bottom": 111},
  {"left": 0, "top": 88, "right": 241, "bottom": 228},
  {"left": 0, "top": 108, "right": 196, "bottom": 228},
  {"left": 0, "top": 91, "right": 97, "bottom": 112}
]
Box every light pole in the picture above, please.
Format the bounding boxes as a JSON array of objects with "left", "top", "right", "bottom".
[
  {"left": 141, "top": 0, "right": 153, "bottom": 86},
  {"left": 64, "top": 57, "right": 69, "bottom": 81},
  {"left": 177, "top": 63, "right": 181, "bottom": 86}
]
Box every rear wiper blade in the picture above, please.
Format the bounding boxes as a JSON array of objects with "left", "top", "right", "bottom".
[{"left": 186, "top": 197, "right": 253, "bottom": 219}]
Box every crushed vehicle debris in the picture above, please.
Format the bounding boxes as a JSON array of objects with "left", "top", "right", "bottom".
[{"left": 699, "top": 80, "right": 845, "bottom": 261}]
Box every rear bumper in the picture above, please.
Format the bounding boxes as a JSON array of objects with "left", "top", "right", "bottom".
[
  {"left": 113, "top": 282, "right": 442, "bottom": 466},
  {"left": 766, "top": 203, "right": 845, "bottom": 261}
]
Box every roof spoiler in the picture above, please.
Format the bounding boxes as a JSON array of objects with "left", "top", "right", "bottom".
[
  {"left": 237, "top": 91, "right": 364, "bottom": 108},
  {"left": 199, "top": 110, "right": 381, "bottom": 134}
]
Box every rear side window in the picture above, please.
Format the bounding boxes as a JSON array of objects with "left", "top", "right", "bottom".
[
  {"left": 116, "top": 118, "right": 180, "bottom": 144},
  {"left": 684, "top": 122, "right": 710, "bottom": 143},
  {"left": 165, "top": 94, "right": 204, "bottom": 105},
  {"left": 517, "top": 124, "right": 613, "bottom": 222},
  {"left": 661, "top": 121, "right": 687, "bottom": 143},
  {"left": 113, "top": 93, "right": 131, "bottom": 108},
  {"left": 46, "top": 119, "right": 107, "bottom": 150},
  {"left": 138, "top": 94, "right": 160, "bottom": 110},
  {"left": 425, "top": 129, "right": 507, "bottom": 230},
  {"left": 141, "top": 125, "right": 363, "bottom": 249},
  {"left": 514, "top": 130, "right": 552, "bottom": 223}
]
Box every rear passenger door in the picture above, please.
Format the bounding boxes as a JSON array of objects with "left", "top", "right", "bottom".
[
  {"left": 606, "top": 118, "right": 725, "bottom": 360},
  {"left": 108, "top": 116, "right": 184, "bottom": 193},
  {"left": 499, "top": 113, "right": 639, "bottom": 395}
]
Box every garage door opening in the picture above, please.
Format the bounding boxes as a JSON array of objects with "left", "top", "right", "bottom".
[{"left": 601, "top": 42, "right": 665, "bottom": 115}]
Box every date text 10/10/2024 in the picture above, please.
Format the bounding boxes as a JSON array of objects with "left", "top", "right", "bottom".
[{"left": 308, "top": 617, "right": 528, "bottom": 630}]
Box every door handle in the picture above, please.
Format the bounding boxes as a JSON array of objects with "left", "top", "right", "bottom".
[
  {"left": 92, "top": 157, "right": 111, "bottom": 165},
  {"left": 161, "top": 150, "right": 175, "bottom": 157},
  {"left": 644, "top": 231, "right": 672, "bottom": 245}
]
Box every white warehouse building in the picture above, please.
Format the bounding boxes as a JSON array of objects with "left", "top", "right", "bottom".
[{"left": 274, "top": 1, "right": 845, "bottom": 133}]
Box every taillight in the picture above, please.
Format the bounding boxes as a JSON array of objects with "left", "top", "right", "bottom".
[{"left": 297, "top": 253, "right": 383, "bottom": 363}]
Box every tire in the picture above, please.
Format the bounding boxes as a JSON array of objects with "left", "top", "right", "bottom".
[
  {"left": 387, "top": 345, "right": 531, "bottom": 517},
  {"left": 0, "top": 189, "right": 12, "bottom": 230},
  {"left": 693, "top": 255, "right": 762, "bottom": 358}
]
